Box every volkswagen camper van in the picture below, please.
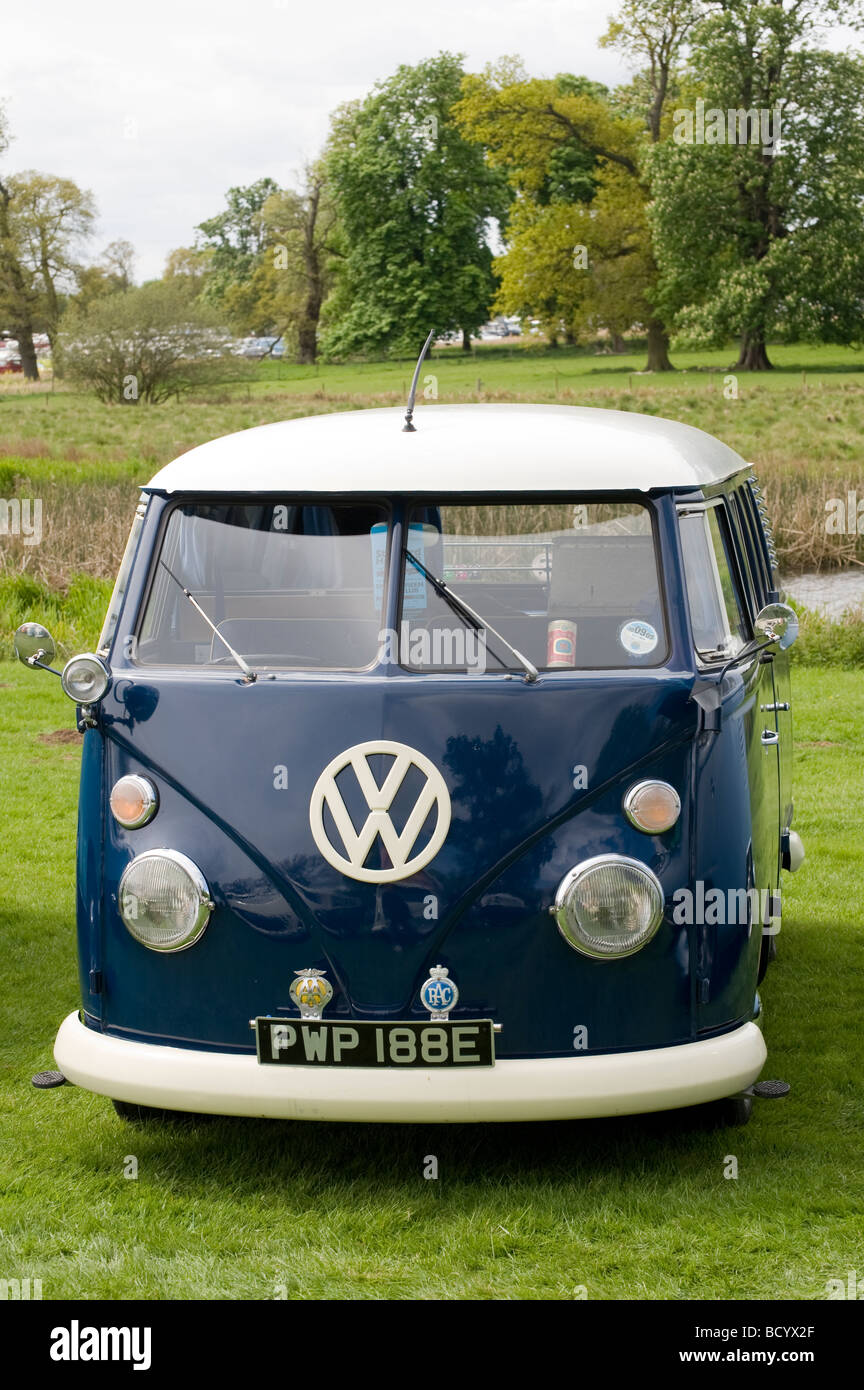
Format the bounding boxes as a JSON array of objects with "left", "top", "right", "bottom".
[{"left": 18, "top": 404, "right": 803, "bottom": 1126}]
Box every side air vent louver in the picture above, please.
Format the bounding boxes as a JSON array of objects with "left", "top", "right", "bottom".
[{"left": 747, "top": 471, "right": 777, "bottom": 579}]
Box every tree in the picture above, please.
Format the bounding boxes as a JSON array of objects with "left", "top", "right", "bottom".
[
  {"left": 322, "top": 52, "right": 510, "bottom": 359},
  {"left": 649, "top": 0, "right": 864, "bottom": 369},
  {"left": 0, "top": 177, "right": 40, "bottom": 379},
  {"left": 455, "top": 35, "right": 695, "bottom": 370},
  {"left": 259, "top": 165, "right": 342, "bottom": 364},
  {"left": 101, "top": 238, "right": 135, "bottom": 290},
  {"left": 0, "top": 171, "right": 95, "bottom": 367},
  {"left": 75, "top": 239, "right": 137, "bottom": 311},
  {"left": 162, "top": 244, "right": 212, "bottom": 293},
  {"left": 600, "top": 0, "right": 698, "bottom": 143},
  {"left": 195, "top": 178, "right": 278, "bottom": 308},
  {"left": 61, "top": 279, "right": 235, "bottom": 404}
]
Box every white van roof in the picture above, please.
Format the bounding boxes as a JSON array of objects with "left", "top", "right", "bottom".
[{"left": 145, "top": 404, "right": 747, "bottom": 494}]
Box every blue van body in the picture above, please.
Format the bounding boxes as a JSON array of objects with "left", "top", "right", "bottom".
[{"left": 41, "top": 406, "right": 801, "bottom": 1123}]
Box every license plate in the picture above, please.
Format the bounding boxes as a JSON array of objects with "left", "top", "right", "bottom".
[{"left": 255, "top": 1018, "right": 495, "bottom": 1068}]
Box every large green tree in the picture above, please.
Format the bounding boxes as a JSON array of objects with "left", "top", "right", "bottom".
[
  {"left": 456, "top": 7, "right": 698, "bottom": 370},
  {"left": 649, "top": 0, "right": 864, "bottom": 369},
  {"left": 322, "top": 52, "right": 510, "bottom": 358},
  {"left": 456, "top": 64, "right": 655, "bottom": 352},
  {"left": 195, "top": 177, "right": 279, "bottom": 316},
  {"left": 259, "top": 164, "right": 343, "bottom": 364},
  {"left": 184, "top": 167, "right": 343, "bottom": 358},
  {"left": 0, "top": 168, "right": 95, "bottom": 376},
  {"left": 0, "top": 107, "right": 38, "bottom": 378}
]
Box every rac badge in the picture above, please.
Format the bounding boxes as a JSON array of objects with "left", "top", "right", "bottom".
[
  {"left": 420, "top": 965, "right": 459, "bottom": 1021},
  {"left": 289, "top": 969, "right": 333, "bottom": 1020},
  {"left": 309, "top": 739, "right": 451, "bottom": 884}
]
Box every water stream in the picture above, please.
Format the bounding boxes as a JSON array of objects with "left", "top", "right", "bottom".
[{"left": 784, "top": 570, "right": 864, "bottom": 618}]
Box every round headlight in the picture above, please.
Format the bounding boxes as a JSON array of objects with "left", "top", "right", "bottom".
[
  {"left": 553, "top": 855, "right": 664, "bottom": 959},
  {"left": 110, "top": 775, "right": 159, "bottom": 829},
  {"left": 119, "top": 850, "right": 213, "bottom": 952},
  {"left": 61, "top": 653, "right": 111, "bottom": 704},
  {"left": 623, "top": 780, "right": 681, "bottom": 834}
]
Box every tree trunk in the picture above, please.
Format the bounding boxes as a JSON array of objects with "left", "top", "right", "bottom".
[
  {"left": 297, "top": 252, "right": 322, "bottom": 363},
  {"left": 297, "top": 328, "right": 316, "bottom": 365},
  {"left": 645, "top": 319, "right": 673, "bottom": 372},
  {"left": 461, "top": 329, "right": 471, "bottom": 351},
  {"left": 611, "top": 332, "right": 626, "bottom": 354},
  {"left": 0, "top": 179, "right": 40, "bottom": 381},
  {"left": 14, "top": 327, "right": 40, "bottom": 380},
  {"left": 734, "top": 330, "right": 772, "bottom": 371}
]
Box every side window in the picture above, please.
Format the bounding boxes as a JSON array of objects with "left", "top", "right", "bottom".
[
  {"left": 680, "top": 506, "right": 750, "bottom": 663},
  {"left": 735, "top": 486, "right": 770, "bottom": 605},
  {"left": 729, "top": 492, "right": 760, "bottom": 616},
  {"left": 98, "top": 496, "right": 148, "bottom": 656}
]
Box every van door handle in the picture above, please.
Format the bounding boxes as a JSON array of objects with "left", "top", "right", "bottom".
[
  {"left": 760, "top": 702, "right": 790, "bottom": 712},
  {"left": 761, "top": 729, "right": 780, "bottom": 746}
]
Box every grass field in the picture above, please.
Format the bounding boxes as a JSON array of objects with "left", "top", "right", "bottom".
[
  {"left": 2, "top": 355, "right": 863, "bottom": 660},
  {"left": 4, "top": 340, "right": 864, "bottom": 474},
  {"left": 0, "top": 660, "right": 861, "bottom": 1300},
  {"left": 2, "top": 343, "right": 864, "bottom": 609},
  {"left": 2, "top": 340, "right": 864, "bottom": 665}
]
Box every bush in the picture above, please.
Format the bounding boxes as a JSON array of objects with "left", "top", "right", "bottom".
[
  {"left": 0, "top": 571, "right": 112, "bottom": 660},
  {"left": 60, "top": 280, "right": 251, "bottom": 405},
  {"left": 789, "top": 600, "right": 864, "bottom": 667}
]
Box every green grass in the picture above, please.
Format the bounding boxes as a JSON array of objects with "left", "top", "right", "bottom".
[
  {"left": 0, "top": 660, "right": 861, "bottom": 1299},
  {"left": 3, "top": 341, "right": 864, "bottom": 580},
  {"left": 2, "top": 340, "right": 864, "bottom": 472}
]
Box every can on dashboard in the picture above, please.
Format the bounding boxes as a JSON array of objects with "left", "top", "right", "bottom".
[{"left": 547, "top": 618, "right": 577, "bottom": 668}]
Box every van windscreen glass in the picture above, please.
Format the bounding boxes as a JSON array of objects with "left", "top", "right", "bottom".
[
  {"left": 398, "top": 501, "right": 666, "bottom": 671},
  {"left": 136, "top": 502, "right": 388, "bottom": 669},
  {"left": 680, "top": 507, "right": 749, "bottom": 663}
]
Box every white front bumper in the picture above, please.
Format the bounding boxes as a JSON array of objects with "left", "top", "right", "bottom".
[{"left": 55, "top": 1012, "right": 766, "bottom": 1123}]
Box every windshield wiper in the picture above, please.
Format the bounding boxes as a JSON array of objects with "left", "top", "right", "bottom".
[
  {"left": 160, "top": 561, "right": 257, "bottom": 683},
  {"left": 404, "top": 548, "right": 539, "bottom": 683}
]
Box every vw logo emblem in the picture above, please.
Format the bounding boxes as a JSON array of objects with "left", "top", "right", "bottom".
[{"left": 309, "top": 740, "right": 451, "bottom": 883}]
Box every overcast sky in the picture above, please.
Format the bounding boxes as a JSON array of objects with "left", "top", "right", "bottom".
[{"left": 1, "top": 0, "right": 632, "bottom": 280}]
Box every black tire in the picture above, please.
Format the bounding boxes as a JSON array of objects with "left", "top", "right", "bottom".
[
  {"left": 112, "top": 1099, "right": 211, "bottom": 1124},
  {"left": 757, "top": 932, "right": 777, "bottom": 984},
  {"left": 703, "top": 1094, "right": 754, "bottom": 1128}
]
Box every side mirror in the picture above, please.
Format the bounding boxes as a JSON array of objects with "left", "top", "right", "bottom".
[
  {"left": 754, "top": 602, "right": 798, "bottom": 650},
  {"left": 14, "top": 622, "right": 57, "bottom": 669}
]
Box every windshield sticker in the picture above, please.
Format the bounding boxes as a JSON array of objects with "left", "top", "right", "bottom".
[
  {"left": 619, "top": 619, "right": 659, "bottom": 656},
  {"left": 371, "top": 523, "right": 387, "bottom": 608},
  {"left": 371, "top": 522, "right": 427, "bottom": 611}
]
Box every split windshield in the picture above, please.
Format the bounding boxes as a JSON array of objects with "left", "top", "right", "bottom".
[
  {"left": 134, "top": 498, "right": 667, "bottom": 672},
  {"left": 400, "top": 501, "right": 666, "bottom": 672},
  {"left": 137, "top": 502, "right": 388, "bottom": 669}
]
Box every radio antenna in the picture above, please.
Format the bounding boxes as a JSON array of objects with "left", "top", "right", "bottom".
[{"left": 402, "top": 329, "right": 435, "bottom": 432}]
